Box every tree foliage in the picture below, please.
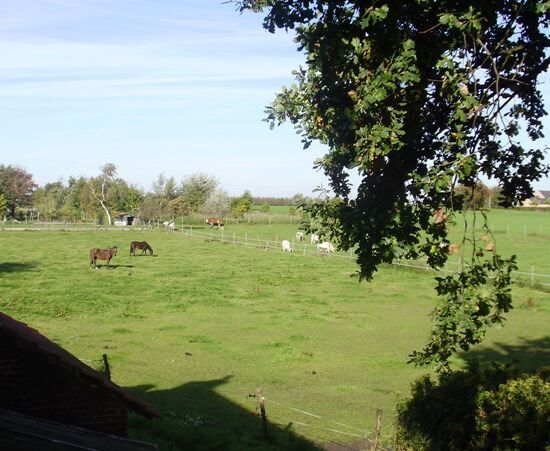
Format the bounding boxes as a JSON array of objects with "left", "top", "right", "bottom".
[
  {"left": 396, "top": 363, "right": 550, "bottom": 450},
  {"left": 0, "top": 165, "right": 37, "bottom": 218},
  {"left": 203, "top": 189, "right": 231, "bottom": 217},
  {"left": 230, "top": 190, "right": 254, "bottom": 219},
  {"left": 0, "top": 194, "right": 7, "bottom": 219},
  {"left": 453, "top": 181, "right": 491, "bottom": 210},
  {"left": 235, "top": 0, "right": 550, "bottom": 370},
  {"left": 178, "top": 173, "right": 219, "bottom": 214}
]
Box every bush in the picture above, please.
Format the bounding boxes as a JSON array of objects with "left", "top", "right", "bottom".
[
  {"left": 476, "top": 372, "right": 550, "bottom": 450},
  {"left": 395, "top": 363, "right": 549, "bottom": 450}
]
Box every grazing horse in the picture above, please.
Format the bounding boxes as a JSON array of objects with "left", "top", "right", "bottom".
[
  {"left": 90, "top": 246, "right": 117, "bottom": 268},
  {"left": 130, "top": 240, "right": 154, "bottom": 256},
  {"left": 206, "top": 217, "right": 224, "bottom": 228}
]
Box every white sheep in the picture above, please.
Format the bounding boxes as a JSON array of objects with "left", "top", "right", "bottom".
[
  {"left": 296, "top": 231, "right": 304, "bottom": 241},
  {"left": 282, "top": 239, "right": 293, "bottom": 252},
  {"left": 310, "top": 233, "right": 320, "bottom": 244}
]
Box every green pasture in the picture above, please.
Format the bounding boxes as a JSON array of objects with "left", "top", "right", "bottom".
[
  {"left": 444, "top": 208, "right": 550, "bottom": 276},
  {"left": 0, "top": 215, "right": 548, "bottom": 449}
]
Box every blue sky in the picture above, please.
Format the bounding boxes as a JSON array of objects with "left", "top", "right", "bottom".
[
  {"left": 1, "top": 0, "right": 549, "bottom": 196},
  {"left": 1, "top": 0, "right": 331, "bottom": 196}
]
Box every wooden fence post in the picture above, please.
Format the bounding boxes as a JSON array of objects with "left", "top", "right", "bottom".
[
  {"left": 370, "top": 409, "right": 382, "bottom": 451},
  {"left": 102, "top": 353, "right": 111, "bottom": 381},
  {"left": 257, "top": 386, "right": 268, "bottom": 439}
]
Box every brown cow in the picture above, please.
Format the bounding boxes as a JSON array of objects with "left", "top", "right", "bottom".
[
  {"left": 206, "top": 217, "right": 224, "bottom": 228},
  {"left": 90, "top": 246, "right": 117, "bottom": 268}
]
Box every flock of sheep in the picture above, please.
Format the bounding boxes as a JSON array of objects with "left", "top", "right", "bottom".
[{"left": 281, "top": 232, "right": 335, "bottom": 254}]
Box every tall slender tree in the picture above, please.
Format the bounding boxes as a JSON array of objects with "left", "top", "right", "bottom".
[{"left": 89, "top": 163, "right": 117, "bottom": 225}]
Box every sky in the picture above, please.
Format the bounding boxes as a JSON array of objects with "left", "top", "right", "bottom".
[
  {"left": 1, "top": 0, "right": 549, "bottom": 197},
  {"left": 1, "top": 0, "right": 331, "bottom": 197}
]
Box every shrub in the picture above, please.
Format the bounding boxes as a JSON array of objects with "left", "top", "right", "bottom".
[
  {"left": 395, "top": 363, "right": 549, "bottom": 450},
  {"left": 476, "top": 372, "right": 550, "bottom": 450}
]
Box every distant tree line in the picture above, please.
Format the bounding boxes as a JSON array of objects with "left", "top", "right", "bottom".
[
  {"left": 252, "top": 193, "right": 307, "bottom": 206},
  {"left": 0, "top": 163, "right": 528, "bottom": 224},
  {"left": 0, "top": 163, "right": 275, "bottom": 225}
]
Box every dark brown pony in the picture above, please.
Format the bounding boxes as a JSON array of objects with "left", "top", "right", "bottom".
[
  {"left": 90, "top": 246, "right": 117, "bottom": 268},
  {"left": 130, "top": 241, "right": 153, "bottom": 256}
]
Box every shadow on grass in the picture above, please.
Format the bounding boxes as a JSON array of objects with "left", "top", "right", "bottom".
[
  {"left": 127, "top": 376, "right": 320, "bottom": 451},
  {"left": 458, "top": 335, "right": 550, "bottom": 372},
  {"left": 90, "top": 264, "right": 135, "bottom": 269},
  {"left": 0, "top": 261, "right": 37, "bottom": 274}
]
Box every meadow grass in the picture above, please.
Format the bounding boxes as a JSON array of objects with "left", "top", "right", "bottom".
[{"left": 0, "top": 214, "right": 548, "bottom": 449}]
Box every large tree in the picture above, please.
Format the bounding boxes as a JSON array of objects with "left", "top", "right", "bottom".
[
  {"left": 178, "top": 173, "right": 219, "bottom": 214},
  {"left": 33, "top": 181, "right": 67, "bottom": 221},
  {"left": 236, "top": 1, "right": 550, "bottom": 370},
  {"left": 0, "top": 165, "right": 37, "bottom": 219}
]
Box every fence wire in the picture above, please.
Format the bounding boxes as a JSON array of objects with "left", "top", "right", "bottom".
[{"left": 179, "top": 226, "right": 550, "bottom": 288}]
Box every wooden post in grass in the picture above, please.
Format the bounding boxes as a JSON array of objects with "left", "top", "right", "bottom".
[
  {"left": 257, "top": 386, "right": 268, "bottom": 439},
  {"left": 102, "top": 353, "right": 111, "bottom": 381},
  {"left": 370, "top": 409, "right": 382, "bottom": 451}
]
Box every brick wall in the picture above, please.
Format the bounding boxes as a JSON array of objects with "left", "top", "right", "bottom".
[{"left": 0, "top": 335, "right": 128, "bottom": 436}]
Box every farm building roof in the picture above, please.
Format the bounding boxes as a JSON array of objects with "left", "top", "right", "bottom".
[
  {"left": 0, "top": 311, "right": 160, "bottom": 419},
  {"left": 0, "top": 408, "right": 158, "bottom": 451},
  {"left": 537, "top": 190, "right": 550, "bottom": 199}
]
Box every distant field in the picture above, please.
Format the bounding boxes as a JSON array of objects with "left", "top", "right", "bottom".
[{"left": 0, "top": 216, "right": 548, "bottom": 449}]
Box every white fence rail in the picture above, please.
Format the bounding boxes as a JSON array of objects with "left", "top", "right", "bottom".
[{"left": 181, "top": 226, "right": 550, "bottom": 288}]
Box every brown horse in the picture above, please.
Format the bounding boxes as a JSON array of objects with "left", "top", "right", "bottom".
[
  {"left": 130, "top": 240, "right": 153, "bottom": 256},
  {"left": 90, "top": 246, "right": 117, "bottom": 268}
]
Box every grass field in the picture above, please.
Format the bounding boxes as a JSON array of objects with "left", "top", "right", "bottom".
[{"left": 0, "top": 211, "right": 549, "bottom": 449}]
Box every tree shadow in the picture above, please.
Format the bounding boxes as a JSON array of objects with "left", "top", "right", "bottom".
[
  {"left": 127, "top": 376, "right": 320, "bottom": 450},
  {"left": 0, "top": 262, "right": 37, "bottom": 274},
  {"left": 458, "top": 336, "right": 550, "bottom": 373},
  {"left": 91, "top": 264, "right": 135, "bottom": 269}
]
